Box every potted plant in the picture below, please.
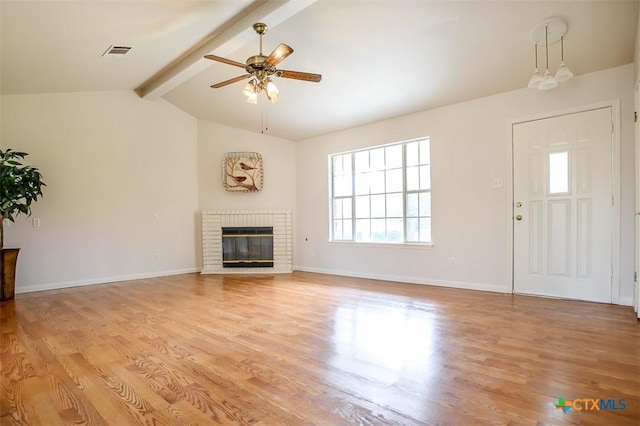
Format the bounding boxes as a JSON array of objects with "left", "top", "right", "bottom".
[{"left": 1, "top": 148, "right": 45, "bottom": 301}]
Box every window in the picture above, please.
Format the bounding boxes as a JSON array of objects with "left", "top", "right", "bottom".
[
  {"left": 548, "top": 151, "right": 569, "bottom": 194},
  {"left": 330, "top": 138, "right": 431, "bottom": 244}
]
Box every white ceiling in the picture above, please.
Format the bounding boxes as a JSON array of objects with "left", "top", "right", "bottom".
[{"left": 1, "top": 1, "right": 638, "bottom": 141}]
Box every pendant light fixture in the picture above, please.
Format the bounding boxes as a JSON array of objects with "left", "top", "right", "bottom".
[
  {"left": 554, "top": 35, "right": 574, "bottom": 82},
  {"left": 538, "top": 24, "right": 558, "bottom": 90},
  {"left": 527, "top": 17, "right": 572, "bottom": 91},
  {"left": 527, "top": 43, "right": 542, "bottom": 88}
]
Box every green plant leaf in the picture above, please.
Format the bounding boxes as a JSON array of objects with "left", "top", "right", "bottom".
[{"left": 0, "top": 148, "right": 46, "bottom": 248}]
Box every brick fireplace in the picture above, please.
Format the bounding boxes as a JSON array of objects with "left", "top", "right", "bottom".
[{"left": 201, "top": 210, "right": 292, "bottom": 274}]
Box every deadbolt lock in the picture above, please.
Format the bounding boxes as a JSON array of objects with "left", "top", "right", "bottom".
[{"left": 515, "top": 202, "right": 522, "bottom": 208}]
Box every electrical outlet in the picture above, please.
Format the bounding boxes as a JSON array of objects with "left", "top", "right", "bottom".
[
  {"left": 153, "top": 213, "right": 160, "bottom": 222},
  {"left": 449, "top": 257, "right": 456, "bottom": 267},
  {"left": 154, "top": 253, "right": 161, "bottom": 262},
  {"left": 32, "top": 218, "right": 41, "bottom": 228}
]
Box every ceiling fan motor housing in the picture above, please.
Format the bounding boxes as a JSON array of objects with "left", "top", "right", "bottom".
[{"left": 246, "top": 55, "right": 276, "bottom": 76}]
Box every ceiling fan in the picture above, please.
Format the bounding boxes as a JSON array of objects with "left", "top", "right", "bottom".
[{"left": 204, "top": 22, "right": 322, "bottom": 104}]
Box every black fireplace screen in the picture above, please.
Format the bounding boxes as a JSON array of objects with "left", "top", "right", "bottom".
[{"left": 222, "top": 227, "right": 274, "bottom": 268}]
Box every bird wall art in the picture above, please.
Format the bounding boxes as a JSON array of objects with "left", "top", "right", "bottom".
[{"left": 222, "top": 152, "right": 263, "bottom": 192}]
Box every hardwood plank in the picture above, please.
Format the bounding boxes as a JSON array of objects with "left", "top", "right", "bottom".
[{"left": 1, "top": 271, "right": 639, "bottom": 425}]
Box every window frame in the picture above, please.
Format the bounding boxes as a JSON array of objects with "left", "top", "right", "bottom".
[{"left": 329, "top": 137, "right": 432, "bottom": 245}]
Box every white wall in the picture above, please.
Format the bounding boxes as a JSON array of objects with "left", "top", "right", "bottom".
[
  {"left": 296, "top": 64, "right": 636, "bottom": 305},
  {"left": 0, "top": 91, "right": 200, "bottom": 292},
  {"left": 197, "top": 121, "right": 297, "bottom": 259}
]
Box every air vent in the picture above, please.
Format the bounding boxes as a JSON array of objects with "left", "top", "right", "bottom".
[{"left": 102, "top": 45, "right": 132, "bottom": 56}]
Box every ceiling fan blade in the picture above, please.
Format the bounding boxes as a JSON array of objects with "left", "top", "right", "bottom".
[
  {"left": 211, "top": 75, "right": 251, "bottom": 88},
  {"left": 266, "top": 44, "right": 294, "bottom": 67},
  {"left": 204, "top": 54, "right": 246, "bottom": 69},
  {"left": 278, "top": 70, "right": 322, "bottom": 83}
]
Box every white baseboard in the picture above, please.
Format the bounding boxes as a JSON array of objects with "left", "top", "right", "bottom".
[
  {"left": 293, "top": 266, "right": 510, "bottom": 294},
  {"left": 614, "top": 296, "right": 633, "bottom": 307},
  {"left": 15, "top": 267, "right": 202, "bottom": 294}
]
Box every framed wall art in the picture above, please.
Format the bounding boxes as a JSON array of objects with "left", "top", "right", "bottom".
[{"left": 222, "top": 152, "right": 263, "bottom": 192}]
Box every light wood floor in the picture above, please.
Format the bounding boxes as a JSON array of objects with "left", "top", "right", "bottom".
[{"left": 1, "top": 272, "right": 639, "bottom": 425}]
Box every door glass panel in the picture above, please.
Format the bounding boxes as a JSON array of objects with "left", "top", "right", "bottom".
[{"left": 549, "top": 151, "right": 569, "bottom": 194}]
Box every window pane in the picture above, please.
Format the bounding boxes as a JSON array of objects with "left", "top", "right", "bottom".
[
  {"left": 342, "top": 219, "right": 352, "bottom": 239},
  {"left": 387, "top": 193, "right": 403, "bottom": 217},
  {"left": 370, "top": 194, "right": 385, "bottom": 218},
  {"left": 387, "top": 218, "right": 403, "bottom": 242},
  {"left": 355, "top": 173, "right": 369, "bottom": 195},
  {"left": 335, "top": 175, "right": 352, "bottom": 197},
  {"left": 406, "top": 141, "right": 419, "bottom": 166},
  {"left": 386, "top": 168, "right": 403, "bottom": 192},
  {"left": 386, "top": 145, "right": 403, "bottom": 168},
  {"left": 420, "top": 165, "right": 431, "bottom": 190},
  {"left": 370, "top": 171, "right": 385, "bottom": 194},
  {"left": 343, "top": 199, "right": 352, "bottom": 219},
  {"left": 355, "top": 151, "right": 369, "bottom": 173},
  {"left": 406, "top": 193, "right": 418, "bottom": 217},
  {"left": 371, "top": 219, "right": 385, "bottom": 241},
  {"left": 355, "top": 219, "right": 370, "bottom": 241},
  {"left": 370, "top": 148, "right": 385, "bottom": 170},
  {"left": 420, "top": 218, "right": 431, "bottom": 242},
  {"left": 333, "top": 220, "right": 343, "bottom": 240},
  {"left": 333, "top": 199, "right": 343, "bottom": 219},
  {"left": 406, "top": 166, "right": 419, "bottom": 191},
  {"left": 333, "top": 156, "right": 343, "bottom": 176},
  {"left": 407, "top": 218, "right": 419, "bottom": 241},
  {"left": 419, "top": 140, "right": 430, "bottom": 164},
  {"left": 355, "top": 195, "right": 370, "bottom": 218},
  {"left": 549, "top": 151, "right": 569, "bottom": 194},
  {"left": 419, "top": 192, "right": 431, "bottom": 216}
]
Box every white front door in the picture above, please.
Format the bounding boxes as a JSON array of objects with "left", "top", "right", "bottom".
[
  {"left": 513, "top": 107, "right": 613, "bottom": 303},
  {"left": 635, "top": 81, "right": 640, "bottom": 317}
]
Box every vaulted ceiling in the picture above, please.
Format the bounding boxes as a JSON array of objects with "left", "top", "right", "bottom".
[{"left": 1, "top": 1, "right": 638, "bottom": 140}]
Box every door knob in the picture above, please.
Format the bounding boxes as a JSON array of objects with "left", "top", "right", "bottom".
[{"left": 515, "top": 215, "right": 523, "bottom": 221}]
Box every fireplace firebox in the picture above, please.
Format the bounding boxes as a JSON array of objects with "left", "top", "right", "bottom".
[{"left": 222, "top": 227, "right": 274, "bottom": 268}]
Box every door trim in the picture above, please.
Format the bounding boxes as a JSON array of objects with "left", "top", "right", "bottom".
[{"left": 508, "top": 99, "right": 622, "bottom": 304}]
